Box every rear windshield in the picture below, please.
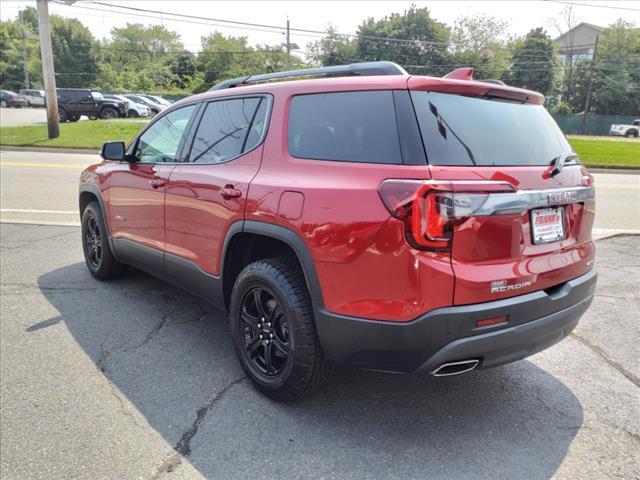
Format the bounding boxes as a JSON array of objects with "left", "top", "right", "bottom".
[{"left": 411, "top": 91, "right": 572, "bottom": 166}]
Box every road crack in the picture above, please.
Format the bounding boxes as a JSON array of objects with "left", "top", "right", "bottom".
[
  {"left": 0, "top": 229, "right": 77, "bottom": 251},
  {"left": 150, "top": 376, "right": 247, "bottom": 479},
  {"left": 570, "top": 332, "right": 640, "bottom": 388}
]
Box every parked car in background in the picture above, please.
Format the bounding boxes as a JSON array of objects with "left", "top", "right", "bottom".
[
  {"left": 122, "top": 93, "right": 165, "bottom": 116},
  {"left": 0, "top": 90, "right": 29, "bottom": 108},
  {"left": 57, "top": 88, "right": 127, "bottom": 122},
  {"left": 103, "top": 93, "right": 150, "bottom": 117},
  {"left": 19, "top": 89, "right": 46, "bottom": 107},
  {"left": 609, "top": 119, "right": 639, "bottom": 138},
  {"left": 140, "top": 94, "right": 173, "bottom": 106}
]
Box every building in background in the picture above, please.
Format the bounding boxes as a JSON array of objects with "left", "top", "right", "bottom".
[{"left": 554, "top": 22, "right": 605, "bottom": 65}]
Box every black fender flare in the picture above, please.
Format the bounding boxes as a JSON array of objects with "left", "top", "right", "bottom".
[{"left": 238, "top": 221, "right": 325, "bottom": 312}]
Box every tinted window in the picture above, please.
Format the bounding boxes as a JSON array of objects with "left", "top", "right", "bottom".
[
  {"left": 288, "top": 91, "right": 401, "bottom": 164},
  {"left": 135, "top": 105, "right": 196, "bottom": 163},
  {"left": 411, "top": 91, "right": 572, "bottom": 166},
  {"left": 189, "top": 97, "right": 266, "bottom": 164}
]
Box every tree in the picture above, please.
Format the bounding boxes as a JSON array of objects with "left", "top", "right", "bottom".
[
  {"left": 449, "top": 14, "right": 510, "bottom": 80},
  {"left": 552, "top": 5, "right": 580, "bottom": 101},
  {"left": 0, "top": 7, "right": 41, "bottom": 90},
  {"left": 355, "top": 6, "right": 451, "bottom": 76},
  {"left": 306, "top": 26, "right": 357, "bottom": 66},
  {"left": 195, "top": 32, "right": 303, "bottom": 91},
  {"left": 101, "top": 23, "right": 185, "bottom": 90},
  {"left": 590, "top": 20, "right": 640, "bottom": 115},
  {"left": 509, "top": 28, "right": 557, "bottom": 95},
  {"left": 167, "top": 50, "right": 196, "bottom": 89},
  {"left": 49, "top": 15, "right": 100, "bottom": 87}
]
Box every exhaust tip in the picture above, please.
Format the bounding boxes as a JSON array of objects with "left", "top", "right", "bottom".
[{"left": 431, "top": 359, "right": 480, "bottom": 377}]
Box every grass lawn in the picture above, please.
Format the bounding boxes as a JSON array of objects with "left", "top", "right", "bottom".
[
  {"left": 0, "top": 120, "right": 145, "bottom": 149},
  {"left": 567, "top": 136, "right": 639, "bottom": 169}
]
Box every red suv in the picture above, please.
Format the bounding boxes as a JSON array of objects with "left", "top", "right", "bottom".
[{"left": 79, "top": 62, "right": 597, "bottom": 400}]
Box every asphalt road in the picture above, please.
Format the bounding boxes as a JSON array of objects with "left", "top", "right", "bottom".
[
  {"left": 1, "top": 148, "right": 639, "bottom": 233},
  {"left": 0, "top": 224, "right": 638, "bottom": 480},
  {"left": 0, "top": 106, "right": 48, "bottom": 127}
]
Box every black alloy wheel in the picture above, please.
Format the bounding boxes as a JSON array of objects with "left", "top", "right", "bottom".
[
  {"left": 239, "top": 287, "right": 290, "bottom": 378},
  {"left": 83, "top": 213, "right": 102, "bottom": 270},
  {"left": 101, "top": 107, "right": 117, "bottom": 119}
]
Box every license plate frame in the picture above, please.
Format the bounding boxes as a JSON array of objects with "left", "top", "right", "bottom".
[{"left": 531, "top": 207, "right": 565, "bottom": 244}]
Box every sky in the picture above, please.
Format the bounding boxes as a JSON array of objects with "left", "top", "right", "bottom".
[{"left": 2, "top": 0, "right": 640, "bottom": 54}]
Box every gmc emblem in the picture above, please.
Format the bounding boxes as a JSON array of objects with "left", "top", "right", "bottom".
[{"left": 548, "top": 191, "right": 577, "bottom": 205}]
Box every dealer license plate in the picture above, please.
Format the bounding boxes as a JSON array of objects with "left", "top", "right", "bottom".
[{"left": 531, "top": 207, "right": 565, "bottom": 244}]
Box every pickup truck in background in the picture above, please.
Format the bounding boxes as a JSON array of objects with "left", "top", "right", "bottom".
[{"left": 609, "top": 119, "right": 639, "bottom": 138}]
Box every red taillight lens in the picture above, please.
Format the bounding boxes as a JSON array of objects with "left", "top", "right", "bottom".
[
  {"left": 411, "top": 187, "right": 452, "bottom": 249},
  {"left": 378, "top": 179, "right": 515, "bottom": 252}
]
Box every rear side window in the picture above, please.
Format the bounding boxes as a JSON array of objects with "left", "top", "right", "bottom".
[
  {"left": 189, "top": 97, "right": 267, "bottom": 164},
  {"left": 288, "top": 91, "right": 402, "bottom": 164},
  {"left": 411, "top": 91, "right": 572, "bottom": 166}
]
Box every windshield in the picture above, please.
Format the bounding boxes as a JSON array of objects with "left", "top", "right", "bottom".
[
  {"left": 145, "top": 95, "right": 169, "bottom": 105},
  {"left": 411, "top": 91, "right": 572, "bottom": 166}
]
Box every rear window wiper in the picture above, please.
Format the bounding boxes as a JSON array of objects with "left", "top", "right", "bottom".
[
  {"left": 428, "top": 101, "right": 476, "bottom": 165},
  {"left": 548, "top": 153, "right": 578, "bottom": 177}
]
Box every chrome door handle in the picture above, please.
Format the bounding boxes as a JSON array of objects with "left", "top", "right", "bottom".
[{"left": 149, "top": 178, "right": 166, "bottom": 188}]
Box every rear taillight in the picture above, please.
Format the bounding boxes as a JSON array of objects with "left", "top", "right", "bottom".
[
  {"left": 411, "top": 186, "right": 453, "bottom": 249},
  {"left": 378, "top": 179, "right": 514, "bottom": 251}
]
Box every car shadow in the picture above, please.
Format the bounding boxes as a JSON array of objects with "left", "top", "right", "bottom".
[{"left": 37, "top": 262, "right": 583, "bottom": 479}]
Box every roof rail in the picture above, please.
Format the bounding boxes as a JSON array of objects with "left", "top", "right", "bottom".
[{"left": 208, "top": 61, "right": 408, "bottom": 91}]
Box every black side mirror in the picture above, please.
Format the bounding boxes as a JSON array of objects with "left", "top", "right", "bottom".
[{"left": 100, "top": 141, "right": 125, "bottom": 161}]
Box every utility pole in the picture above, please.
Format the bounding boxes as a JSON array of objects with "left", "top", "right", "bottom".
[
  {"left": 19, "top": 10, "right": 29, "bottom": 89},
  {"left": 580, "top": 35, "right": 599, "bottom": 135},
  {"left": 286, "top": 19, "right": 291, "bottom": 68},
  {"left": 36, "top": 0, "right": 59, "bottom": 139}
]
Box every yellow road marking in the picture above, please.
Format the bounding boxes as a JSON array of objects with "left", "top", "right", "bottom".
[
  {"left": 596, "top": 183, "right": 640, "bottom": 190},
  {"left": 0, "top": 161, "right": 89, "bottom": 169}
]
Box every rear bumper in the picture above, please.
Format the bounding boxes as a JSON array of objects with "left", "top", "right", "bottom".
[{"left": 315, "top": 269, "right": 597, "bottom": 374}]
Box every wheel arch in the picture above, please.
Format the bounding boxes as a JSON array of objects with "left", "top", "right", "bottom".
[
  {"left": 221, "top": 221, "right": 324, "bottom": 315},
  {"left": 79, "top": 185, "right": 120, "bottom": 260}
]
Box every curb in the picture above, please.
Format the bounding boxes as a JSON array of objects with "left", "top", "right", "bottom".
[{"left": 0, "top": 145, "right": 99, "bottom": 155}]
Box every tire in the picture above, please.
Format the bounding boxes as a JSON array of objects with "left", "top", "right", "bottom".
[
  {"left": 69, "top": 115, "right": 80, "bottom": 122},
  {"left": 127, "top": 109, "right": 140, "bottom": 118},
  {"left": 100, "top": 107, "right": 118, "bottom": 119},
  {"left": 229, "top": 257, "right": 333, "bottom": 401},
  {"left": 81, "top": 201, "right": 128, "bottom": 280},
  {"left": 625, "top": 129, "right": 638, "bottom": 138},
  {"left": 150, "top": 109, "right": 159, "bottom": 117},
  {"left": 58, "top": 109, "right": 69, "bottom": 123},
  {"left": 0, "top": 100, "right": 7, "bottom": 108}
]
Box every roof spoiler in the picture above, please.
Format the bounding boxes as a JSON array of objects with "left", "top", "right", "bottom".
[
  {"left": 208, "top": 61, "right": 408, "bottom": 91},
  {"left": 443, "top": 67, "right": 474, "bottom": 81}
]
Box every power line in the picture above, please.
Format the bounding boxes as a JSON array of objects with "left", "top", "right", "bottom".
[
  {"left": 543, "top": 0, "right": 640, "bottom": 12},
  {"left": 81, "top": 1, "right": 451, "bottom": 48}
]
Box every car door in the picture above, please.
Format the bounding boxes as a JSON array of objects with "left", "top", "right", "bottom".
[
  {"left": 164, "top": 95, "right": 270, "bottom": 282},
  {"left": 107, "top": 103, "right": 198, "bottom": 269}
]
